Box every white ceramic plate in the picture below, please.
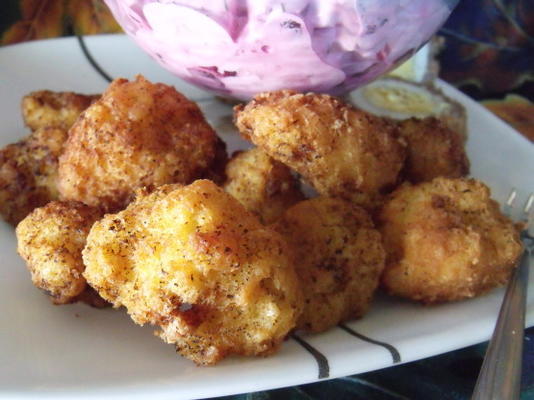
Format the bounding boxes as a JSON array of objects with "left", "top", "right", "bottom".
[{"left": 0, "top": 35, "right": 532, "bottom": 400}]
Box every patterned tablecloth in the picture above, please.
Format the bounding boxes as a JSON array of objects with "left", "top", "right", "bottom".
[{"left": 1, "top": 1, "right": 533, "bottom": 399}]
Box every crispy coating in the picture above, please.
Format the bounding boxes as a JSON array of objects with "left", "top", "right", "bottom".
[
  {"left": 58, "top": 75, "right": 219, "bottom": 212},
  {"left": 378, "top": 178, "right": 523, "bottom": 304},
  {"left": 22, "top": 90, "right": 99, "bottom": 131},
  {"left": 83, "top": 180, "right": 303, "bottom": 365},
  {"left": 273, "top": 197, "right": 385, "bottom": 332},
  {"left": 0, "top": 90, "right": 96, "bottom": 225},
  {"left": 16, "top": 201, "right": 104, "bottom": 305},
  {"left": 224, "top": 148, "right": 304, "bottom": 224},
  {"left": 398, "top": 117, "right": 469, "bottom": 183},
  {"left": 0, "top": 127, "right": 69, "bottom": 225},
  {"left": 234, "top": 90, "right": 406, "bottom": 205}
]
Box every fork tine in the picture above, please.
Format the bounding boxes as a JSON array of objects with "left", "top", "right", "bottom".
[
  {"left": 522, "top": 193, "right": 534, "bottom": 234},
  {"left": 523, "top": 193, "right": 533, "bottom": 215},
  {"left": 503, "top": 189, "right": 517, "bottom": 217}
]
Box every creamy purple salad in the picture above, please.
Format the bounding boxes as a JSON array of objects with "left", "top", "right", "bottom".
[{"left": 105, "top": 0, "right": 455, "bottom": 100}]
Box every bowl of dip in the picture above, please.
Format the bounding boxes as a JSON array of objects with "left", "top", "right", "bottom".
[{"left": 105, "top": 0, "right": 459, "bottom": 100}]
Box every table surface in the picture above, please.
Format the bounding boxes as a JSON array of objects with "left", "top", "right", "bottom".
[{"left": 1, "top": 1, "right": 533, "bottom": 399}]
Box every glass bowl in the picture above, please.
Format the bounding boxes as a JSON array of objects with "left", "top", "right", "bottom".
[{"left": 105, "top": 0, "right": 459, "bottom": 100}]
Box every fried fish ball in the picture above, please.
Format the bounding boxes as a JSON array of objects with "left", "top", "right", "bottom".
[
  {"left": 16, "top": 201, "right": 104, "bottom": 305},
  {"left": 234, "top": 90, "right": 406, "bottom": 205},
  {"left": 224, "top": 148, "right": 304, "bottom": 224},
  {"left": 0, "top": 90, "right": 97, "bottom": 225},
  {"left": 22, "top": 90, "right": 99, "bottom": 131},
  {"left": 58, "top": 75, "right": 219, "bottom": 212},
  {"left": 0, "top": 127, "right": 68, "bottom": 225},
  {"left": 273, "top": 197, "right": 385, "bottom": 332},
  {"left": 378, "top": 178, "right": 523, "bottom": 304},
  {"left": 398, "top": 117, "right": 469, "bottom": 183},
  {"left": 83, "top": 180, "right": 303, "bottom": 365}
]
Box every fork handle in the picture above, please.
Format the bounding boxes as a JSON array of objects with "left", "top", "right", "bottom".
[{"left": 472, "top": 249, "right": 530, "bottom": 400}]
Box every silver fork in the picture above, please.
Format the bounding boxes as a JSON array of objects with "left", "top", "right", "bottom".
[{"left": 472, "top": 191, "right": 533, "bottom": 400}]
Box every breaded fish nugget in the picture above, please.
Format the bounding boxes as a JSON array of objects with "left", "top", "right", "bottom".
[
  {"left": 58, "top": 75, "right": 219, "bottom": 212},
  {"left": 235, "top": 90, "right": 406, "bottom": 204},
  {"left": 379, "top": 178, "right": 522, "bottom": 304},
  {"left": 0, "top": 89, "right": 96, "bottom": 225},
  {"left": 16, "top": 201, "right": 104, "bottom": 305},
  {"left": 22, "top": 90, "right": 99, "bottom": 131},
  {"left": 0, "top": 127, "right": 68, "bottom": 225},
  {"left": 273, "top": 197, "right": 385, "bottom": 332},
  {"left": 83, "top": 180, "right": 303, "bottom": 365},
  {"left": 398, "top": 117, "right": 469, "bottom": 183},
  {"left": 224, "top": 147, "right": 304, "bottom": 224}
]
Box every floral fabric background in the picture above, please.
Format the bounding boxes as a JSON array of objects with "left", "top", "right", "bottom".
[
  {"left": 0, "top": 1, "right": 533, "bottom": 399},
  {"left": 0, "top": 0, "right": 121, "bottom": 44}
]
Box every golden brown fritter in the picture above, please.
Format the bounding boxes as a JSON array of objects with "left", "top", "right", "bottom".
[
  {"left": 398, "top": 117, "right": 469, "bottom": 183},
  {"left": 22, "top": 90, "right": 99, "bottom": 131},
  {"left": 83, "top": 180, "right": 303, "bottom": 365},
  {"left": 0, "top": 127, "right": 69, "bottom": 225},
  {"left": 234, "top": 90, "right": 406, "bottom": 206},
  {"left": 224, "top": 147, "right": 304, "bottom": 224},
  {"left": 0, "top": 89, "right": 96, "bottom": 226},
  {"left": 16, "top": 201, "right": 104, "bottom": 306},
  {"left": 58, "top": 75, "right": 219, "bottom": 212},
  {"left": 273, "top": 197, "right": 385, "bottom": 332},
  {"left": 378, "top": 178, "right": 523, "bottom": 304}
]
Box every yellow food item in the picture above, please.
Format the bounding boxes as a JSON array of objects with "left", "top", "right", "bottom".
[
  {"left": 16, "top": 200, "right": 104, "bottom": 305},
  {"left": 349, "top": 77, "right": 467, "bottom": 139},
  {"left": 58, "top": 75, "right": 219, "bottom": 212},
  {"left": 379, "top": 177, "right": 523, "bottom": 304},
  {"left": 224, "top": 147, "right": 304, "bottom": 224},
  {"left": 398, "top": 117, "right": 469, "bottom": 183},
  {"left": 273, "top": 197, "right": 385, "bottom": 332},
  {"left": 21, "top": 90, "right": 99, "bottom": 131},
  {"left": 83, "top": 180, "right": 303, "bottom": 365},
  {"left": 235, "top": 90, "right": 406, "bottom": 207}
]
